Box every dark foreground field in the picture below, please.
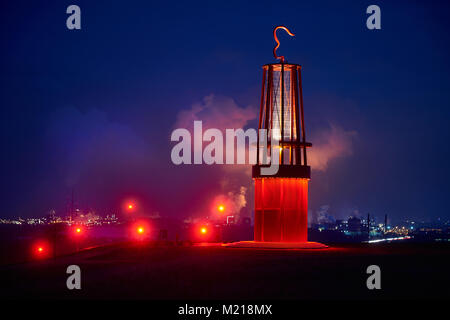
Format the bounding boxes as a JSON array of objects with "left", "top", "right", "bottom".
[{"left": 1, "top": 242, "right": 449, "bottom": 300}]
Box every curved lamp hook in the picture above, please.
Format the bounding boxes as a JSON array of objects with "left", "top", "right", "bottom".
[{"left": 273, "top": 26, "right": 295, "bottom": 63}]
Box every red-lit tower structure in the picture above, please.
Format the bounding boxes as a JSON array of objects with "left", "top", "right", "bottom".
[
  {"left": 225, "top": 26, "right": 326, "bottom": 248},
  {"left": 250, "top": 26, "right": 323, "bottom": 247}
]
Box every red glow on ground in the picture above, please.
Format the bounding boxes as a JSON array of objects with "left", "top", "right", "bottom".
[
  {"left": 72, "top": 226, "right": 84, "bottom": 238},
  {"left": 192, "top": 223, "right": 213, "bottom": 242},
  {"left": 32, "top": 241, "right": 51, "bottom": 259},
  {"left": 130, "top": 221, "right": 150, "bottom": 240}
]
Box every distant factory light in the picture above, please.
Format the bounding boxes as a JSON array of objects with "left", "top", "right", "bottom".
[
  {"left": 137, "top": 227, "right": 144, "bottom": 234},
  {"left": 200, "top": 227, "right": 207, "bottom": 234},
  {"left": 218, "top": 205, "right": 225, "bottom": 213}
]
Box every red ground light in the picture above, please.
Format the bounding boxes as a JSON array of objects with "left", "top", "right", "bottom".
[
  {"left": 73, "top": 226, "right": 83, "bottom": 235},
  {"left": 123, "top": 199, "right": 138, "bottom": 213},
  {"left": 130, "top": 221, "right": 150, "bottom": 240},
  {"left": 193, "top": 224, "right": 213, "bottom": 242},
  {"left": 32, "top": 241, "right": 51, "bottom": 259}
]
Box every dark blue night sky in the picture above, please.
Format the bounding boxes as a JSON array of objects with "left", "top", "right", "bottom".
[{"left": 1, "top": 0, "right": 450, "bottom": 223}]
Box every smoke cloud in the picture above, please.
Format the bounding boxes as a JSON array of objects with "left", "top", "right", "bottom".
[
  {"left": 173, "top": 94, "right": 257, "bottom": 218},
  {"left": 174, "top": 94, "right": 257, "bottom": 132},
  {"left": 308, "top": 123, "right": 357, "bottom": 171},
  {"left": 173, "top": 95, "right": 358, "bottom": 219}
]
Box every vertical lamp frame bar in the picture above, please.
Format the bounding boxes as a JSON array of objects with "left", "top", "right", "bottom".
[
  {"left": 265, "top": 65, "right": 273, "bottom": 163},
  {"left": 257, "top": 67, "right": 266, "bottom": 165},
  {"left": 289, "top": 67, "right": 294, "bottom": 165},
  {"left": 298, "top": 66, "right": 307, "bottom": 166},
  {"left": 280, "top": 63, "right": 285, "bottom": 165},
  {"left": 293, "top": 65, "right": 301, "bottom": 165}
]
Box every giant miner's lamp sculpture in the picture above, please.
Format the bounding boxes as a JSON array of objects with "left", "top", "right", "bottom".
[{"left": 226, "top": 26, "right": 327, "bottom": 249}]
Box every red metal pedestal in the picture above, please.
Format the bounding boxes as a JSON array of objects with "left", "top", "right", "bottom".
[{"left": 254, "top": 178, "right": 308, "bottom": 242}]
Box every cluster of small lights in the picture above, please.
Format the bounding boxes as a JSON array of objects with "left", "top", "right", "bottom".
[{"left": 385, "top": 226, "right": 410, "bottom": 236}]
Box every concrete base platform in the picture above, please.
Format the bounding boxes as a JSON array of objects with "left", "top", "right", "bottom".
[{"left": 222, "top": 241, "right": 328, "bottom": 249}]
